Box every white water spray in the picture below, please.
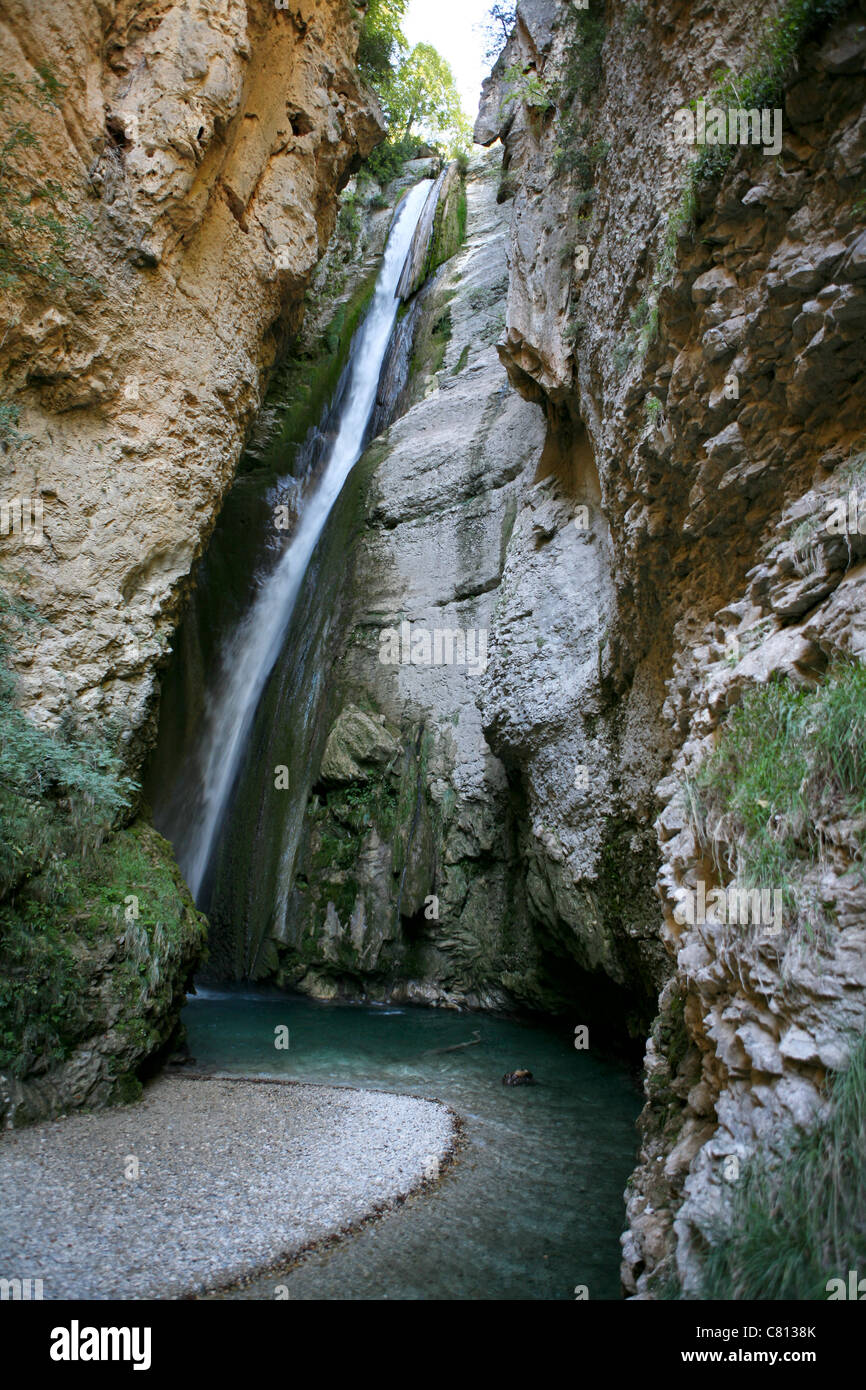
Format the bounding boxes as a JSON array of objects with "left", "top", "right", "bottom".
[{"left": 179, "top": 179, "right": 434, "bottom": 898}]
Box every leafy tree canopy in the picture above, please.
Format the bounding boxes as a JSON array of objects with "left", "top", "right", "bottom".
[
  {"left": 383, "top": 41, "right": 468, "bottom": 150},
  {"left": 358, "top": 0, "right": 409, "bottom": 85}
]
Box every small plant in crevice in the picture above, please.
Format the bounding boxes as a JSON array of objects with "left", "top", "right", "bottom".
[
  {"left": 500, "top": 63, "right": 554, "bottom": 119},
  {"left": 496, "top": 170, "right": 516, "bottom": 203},
  {"left": 551, "top": 3, "right": 608, "bottom": 350},
  {"left": 0, "top": 63, "right": 100, "bottom": 448},
  {"left": 624, "top": 3, "right": 647, "bottom": 32},
  {"left": 637, "top": 0, "right": 850, "bottom": 368},
  {"left": 789, "top": 446, "right": 866, "bottom": 576},
  {"left": 560, "top": 5, "right": 606, "bottom": 107},
  {"left": 452, "top": 342, "right": 469, "bottom": 374},
  {"left": 630, "top": 295, "right": 660, "bottom": 354},
  {"left": 612, "top": 340, "right": 633, "bottom": 375},
  {"left": 688, "top": 0, "right": 849, "bottom": 191},
  {"left": 699, "top": 1032, "right": 866, "bottom": 1301},
  {"left": 686, "top": 662, "right": 866, "bottom": 935},
  {"left": 0, "top": 64, "right": 96, "bottom": 295},
  {"left": 611, "top": 296, "right": 658, "bottom": 376},
  {"left": 563, "top": 316, "right": 586, "bottom": 351},
  {"left": 836, "top": 445, "right": 866, "bottom": 492},
  {"left": 337, "top": 191, "right": 362, "bottom": 247},
  {"left": 0, "top": 396, "right": 25, "bottom": 449}
]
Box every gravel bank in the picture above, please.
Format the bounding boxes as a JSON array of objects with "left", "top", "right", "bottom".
[{"left": 0, "top": 1075, "right": 456, "bottom": 1299}]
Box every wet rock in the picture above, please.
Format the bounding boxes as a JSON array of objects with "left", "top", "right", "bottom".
[{"left": 319, "top": 705, "right": 400, "bottom": 786}]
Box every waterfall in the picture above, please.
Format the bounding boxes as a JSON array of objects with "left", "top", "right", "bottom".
[{"left": 168, "top": 178, "right": 434, "bottom": 902}]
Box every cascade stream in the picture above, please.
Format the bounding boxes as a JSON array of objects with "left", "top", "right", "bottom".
[{"left": 149, "top": 179, "right": 434, "bottom": 970}]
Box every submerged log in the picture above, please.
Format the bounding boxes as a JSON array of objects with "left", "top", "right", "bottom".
[{"left": 429, "top": 1030, "right": 482, "bottom": 1055}]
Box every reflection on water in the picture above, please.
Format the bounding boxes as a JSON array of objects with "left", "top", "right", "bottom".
[{"left": 183, "top": 989, "right": 641, "bottom": 1301}]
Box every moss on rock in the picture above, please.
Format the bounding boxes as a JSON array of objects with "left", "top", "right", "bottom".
[{"left": 0, "top": 818, "right": 207, "bottom": 1127}]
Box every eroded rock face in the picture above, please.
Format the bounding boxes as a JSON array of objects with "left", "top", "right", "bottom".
[
  {"left": 0, "top": 0, "right": 381, "bottom": 1124},
  {"left": 0, "top": 0, "right": 383, "bottom": 758},
  {"left": 476, "top": 0, "right": 866, "bottom": 1294},
  {"left": 281, "top": 146, "right": 667, "bottom": 1019},
  {"left": 275, "top": 150, "right": 553, "bottom": 1010}
]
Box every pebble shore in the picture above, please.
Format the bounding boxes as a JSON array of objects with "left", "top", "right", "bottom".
[{"left": 0, "top": 1074, "right": 456, "bottom": 1299}]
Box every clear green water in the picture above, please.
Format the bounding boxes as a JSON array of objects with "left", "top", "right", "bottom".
[{"left": 183, "top": 990, "right": 642, "bottom": 1301}]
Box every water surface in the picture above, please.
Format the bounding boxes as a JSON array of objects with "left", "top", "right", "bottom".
[{"left": 183, "top": 990, "right": 641, "bottom": 1301}]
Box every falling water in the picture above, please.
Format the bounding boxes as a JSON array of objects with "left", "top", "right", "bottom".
[{"left": 173, "top": 178, "right": 434, "bottom": 900}]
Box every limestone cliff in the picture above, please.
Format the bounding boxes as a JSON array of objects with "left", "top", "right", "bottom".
[
  {"left": 0, "top": 0, "right": 382, "bottom": 755},
  {"left": 275, "top": 150, "right": 553, "bottom": 1010},
  {"left": 0, "top": 0, "right": 382, "bottom": 1125},
  {"left": 475, "top": 0, "right": 866, "bottom": 1294},
  {"left": 260, "top": 146, "right": 665, "bottom": 1022},
  {"left": 4, "top": 0, "right": 866, "bottom": 1298}
]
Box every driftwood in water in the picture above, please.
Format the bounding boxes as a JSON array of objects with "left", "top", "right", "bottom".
[{"left": 429, "top": 1030, "right": 482, "bottom": 1055}]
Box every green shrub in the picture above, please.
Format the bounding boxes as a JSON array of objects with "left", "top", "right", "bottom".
[
  {"left": 653, "top": 0, "right": 848, "bottom": 302},
  {"left": 0, "top": 591, "right": 135, "bottom": 899},
  {"left": 625, "top": 3, "right": 646, "bottom": 31},
  {"left": 337, "top": 192, "right": 361, "bottom": 243},
  {"left": 612, "top": 341, "right": 633, "bottom": 374},
  {"left": 0, "top": 398, "right": 24, "bottom": 449},
  {"left": 632, "top": 0, "right": 849, "bottom": 369},
  {"left": 456, "top": 184, "right": 467, "bottom": 245},
  {"left": 690, "top": 661, "right": 866, "bottom": 901},
  {"left": 361, "top": 133, "right": 420, "bottom": 187},
  {"left": 552, "top": 7, "right": 608, "bottom": 228},
  {"left": 452, "top": 342, "right": 469, "bottom": 374},
  {"left": 690, "top": 0, "right": 849, "bottom": 190},
  {"left": 501, "top": 63, "right": 554, "bottom": 114},
  {"left": 0, "top": 64, "right": 94, "bottom": 294},
  {"left": 560, "top": 6, "right": 606, "bottom": 107},
  {"left": 1, "top": 63, "right": 99, "bottom": 452},
  {"left": 700, "top": 1033, "right": 866, "bottom": 1300},
  {"left": 496, "top": 171, "right": 516, "bottom": 203}
]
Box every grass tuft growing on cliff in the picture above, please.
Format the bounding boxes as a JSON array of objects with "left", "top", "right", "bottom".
[
  {"left": 690, "top": 661, "right": 866, "bottom": 901},
  {"left": 635, "top": 0, "right": 850, "bottom": 363},
  {"left": 0, "top": 63, "right": 99, "bottom": 445},
  {"left": 690, "top": 0, "right": 851, "bottom": 189},
  {"left": 700, "top": 1033, "right": 866, "bottom": 1300},
  {"left": 552, "top": 7, "right": 607, "bottom": 183}
]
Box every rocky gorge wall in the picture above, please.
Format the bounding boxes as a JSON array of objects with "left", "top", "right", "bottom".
[
  {"left": 0, "top": 0, "right": 382, "bottom": 750},
  {"left": 474, "top": 0, "right": 866, "bottom": 1295},
  {"left": 272, "top": 149, "right": 553, "bottom": 1010},
  {"left": 3, "top": 0, "right": 865, "bottom": 1305},
  {"left": 0, "top": 0, "right": 382, "bottom": 1125},
  {"left": 277, "top": 144, "right": 665, "bottom": 1024}
]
